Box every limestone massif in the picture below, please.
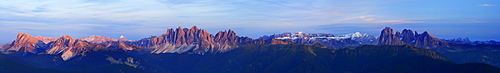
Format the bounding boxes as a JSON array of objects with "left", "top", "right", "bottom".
[
  {"left": 259, "top": 32, "right": 376, "bottom": 49},
  {"left": 133, "top": 26, "right": 255, "bottom": 54},
  {"left": 379, "top": 27, "right": 406, "bottom": 45},
  {"left": 78, "top": 35, "right": 119, "bottom": 43},
  {"left": 379, "top": 27, "right": 449, "bottom": 48},
  {"left": 1, "top": 32, "right": 45, "bottom": 53},
  {"left": 0, "top": 26, "right": 290, "bottom": 60},
  {"left": 0, "top": 26, "right": 451, "bottom": 61},
  {"left": 260, "top": 27, "right": 447, "bottom": 49}
]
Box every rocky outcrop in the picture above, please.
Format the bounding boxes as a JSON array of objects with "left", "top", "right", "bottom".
[
  {"left": 1, "top": 32, "right": 46, "bottom": 53},
  {"left": 378, "top": 27, "right": 449, "bottom": 48},
  {"left": 0, "top": 26, "right": 454, "bottom": 61},
  {"left": 414, "top": 31, "right": 449, "bottom": 48},
  {"left": 103, "top": 41, "right": 143, "bottom": 51},
  {"left": 441, "top": 37, "right": 500, "bottom": 45},
  {"left": 130, "top": 26, "right": 254, "bottom": 54},
  {"left": 78, "top": 35, "right": 118, "bottom": 43},
  {"left": 1, "top": 26, "right": 291, "bottom": 60},
  {"left": 34, "top": 36, "right": 58, "bottom": 44},
  {"left": 378, "top": 27, "right": 405, "bottom": 45},
  {"left": 400, "top": 29, "right": 415, "bottom": 44},
  {"left": 259, "top": 32, "right": 376, "bottom": 48},
  {"left": 46, "top": 35, "right": 106, "bottom": 60},
  {"left": 118, "top": 35, "right": 128, "bottom": 41},
  {"left": 242, "top": 39, "right": 295, "bottom": 45}
]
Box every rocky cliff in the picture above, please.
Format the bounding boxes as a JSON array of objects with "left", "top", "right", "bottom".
[
  {"left": 1, "top": 32, "right": 46, "bottom": 53},
  {"left": 46, "top": 35, "right": 107, "bottom": 60},
  {"left": 34, "top": 36, "right": 58, "bottom": 44},
  {"left": 0, "top": 26, "right": 453, "bottom": 61},
  {"left": 78, "top": 35, "right": 118, "bottom": 43},
  {"left": 414, "top": 31, "right": 449, "bottom": 48},
  {"left": 378, "top": 27, "right": 449, "bottom": 48},
  {"left": 378, "top": 27, "right": 406, "bottom": 45},
  {"left": 125, "top": 26, "right": 254, "bottom": 54}
]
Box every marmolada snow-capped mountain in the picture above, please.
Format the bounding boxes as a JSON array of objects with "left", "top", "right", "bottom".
[{"left": 1, "top": 26, "right": 499, "bottom": 73}]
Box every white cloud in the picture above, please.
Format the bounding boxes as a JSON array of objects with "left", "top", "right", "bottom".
[
  {"left": 479, "top": 4, "right": 495, "bottom": 6},
  {"left": 333, "top": 15, "right": 380, "bottom": 22}
]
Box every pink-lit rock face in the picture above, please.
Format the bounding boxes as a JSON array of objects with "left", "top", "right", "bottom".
[
  {"left": 47, "top": 35, "right": 107, "bottom": 60},
  {"left": 414, "top": 31, "right": 449, "bottom": 48},
  {"left": 118, "top": 35, "right": 129, "bottom": 41},
  {"left": 78, "top": 35, "right": 118, "bottom": 43},
  {"left": 378, "top": 27, "right": 449, "bottom": 48},
  {"left": 35, "top": 36, "right": 58, "bottom": 44},
  {"left": 1, "top": 26, "right": 303, "bottom": 61},
  {"left": 378, "top": 27, "right": 406, "bottom": 45},
  {"left": 143, "top": 26, "right": 252, "bottom": 54},
  {"left": 1, "top": 32, "right": 41, "bottom": 53}
]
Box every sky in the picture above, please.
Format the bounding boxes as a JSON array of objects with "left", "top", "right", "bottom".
[{"left": 0, "top": 0, "right": 499, "bottom": 43}]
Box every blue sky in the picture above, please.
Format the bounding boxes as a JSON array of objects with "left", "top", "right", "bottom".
[{"left": 0, "top": 0, "right": 499, "bottom": 43}]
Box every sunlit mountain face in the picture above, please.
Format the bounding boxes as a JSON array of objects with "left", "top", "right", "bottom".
[{"left": 1, "top": 0, "right": 499, "bottom": 73}]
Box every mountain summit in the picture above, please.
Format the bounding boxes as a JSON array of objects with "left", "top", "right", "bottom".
[
  {"left": 133, "top": 26, "right": 253, "bottom": 54},
  {"left": 0, "top": 26, "right": 275, "bottom": 60},
  {"left": 379, "top": 27, "right": 406, "bottom": 45},
  {"left": 0, "top": 26, "right": 453, "bottom": 61},
  {"left": 378, "top": 27, "right": 449, "bottom": 48},
  {"left": 1, "top": 32, "right": 42, "bottom": 53}
]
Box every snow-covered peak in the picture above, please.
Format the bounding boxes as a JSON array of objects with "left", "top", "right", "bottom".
[
  {"left": 118, "top": 35, "right": 129, "bottom": 41},
  {"left": 339, "top": 32, "right": 365, "bottom": 38},
  {"left": 297, "top": 31, "right": 303, "bottom": 34},
  {"left": 264, "top": 32, "right": 375, "bottom": 41}
]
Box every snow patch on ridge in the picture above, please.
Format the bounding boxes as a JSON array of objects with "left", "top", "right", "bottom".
[{"left": 274, "top": 32, "right": 370, "bottom": 40}]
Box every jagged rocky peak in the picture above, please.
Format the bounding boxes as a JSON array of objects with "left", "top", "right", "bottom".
[
  {"left": 118, "top": 35, "right": 128, "bottom": 41},
  {"left": 48, "top": 35, "right": 78, "bottom": 53},
  {"left": 261, "top": 32, "right": 340, "bottom": 40},
  {"left": 17, "top": 32, "right": 40, "bottom": 43},
  {"left": 378, "top": 27, "right": 449, "bottom": 48},
  {"left": 34, "top": 36, "right": 58, "bottom": 44},
  {"left": 400, "top": 29, "right": 415, "bottom": 44},
  {"left": 78, "top": 35, "right": 118, "bottom": 43},
  {"left": 215, "top": 29, "right": 239, "bottom": 43},
  {"left": 190, "top": 26, "right": 199, "bottom": 31},
  {"left": 414, "top": 31, "right": 449, "bottom": 48},
  {"left": 420, "top": 31, "right": 435, "bottom": 38},
  {"left": 378, "top": 27, "right": 405, "bottom": 45},
  {"left": 16, "top": 32, "right": 38, "bottom": 42},
  {"left": 144, "top": 26, "right": 254, "bottom": 54},
  {"left": 1, "top": 32, "right": 42, "bottom": 52},
  {"left": 395, "top": 31, "right": 401, "bottom": 38},
  {"left": 243, "top": 38, "right": 295, "bottom": 45},
  {"left": 441, "top": 37, "right": 475, "bottom": 45},
  {"left": 158, "top": 26, "right": 214, "bottom": 46},
  {"left": 51, "top": 35, "right": 77, "bottom": 48},
  {"left": 48, "top": 35, "right": 106, "bottom": 60},
  {"left": 60, "top": 35, "right": 74, "bottom": 40}
]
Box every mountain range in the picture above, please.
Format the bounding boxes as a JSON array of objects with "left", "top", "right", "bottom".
[
  {"left": 1, "top": 26, "right": 499, "bottom": 72},
  {"left": 442, "top": 37, "right": 500, "bottom": 45},
  {"left": 259, "top": 27, "right": 450, "bottom": 49},
  {"left": 1, "top": 26, "right": 293, "bottom": 60}
]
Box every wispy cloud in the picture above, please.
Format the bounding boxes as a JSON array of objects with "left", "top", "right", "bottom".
[
  {"left": 372, "top": 20, "right": 424, "bottom": 24},
  {"left": 479, "top": 4, "right": 495, "bottom": 6},
  {"left": 333, "top": 15, "right": 380, "bottom": 22}
]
